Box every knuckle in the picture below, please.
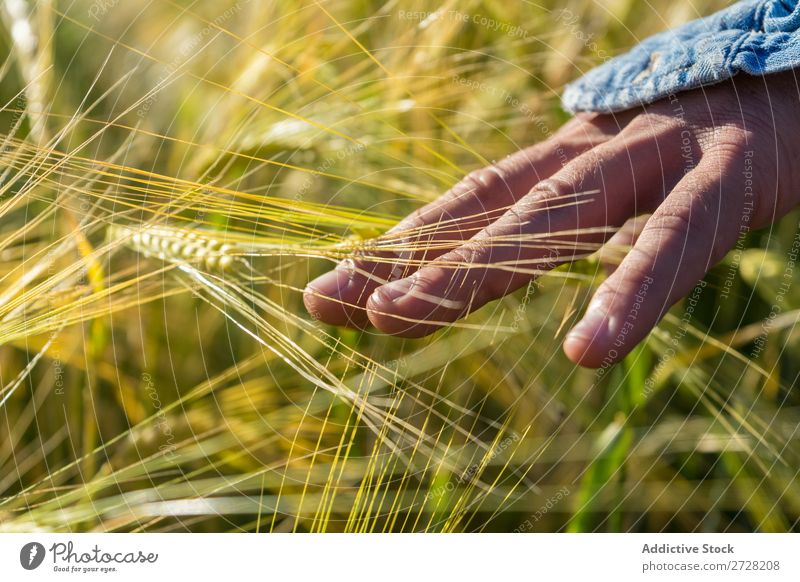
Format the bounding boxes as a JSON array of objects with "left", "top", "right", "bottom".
[
  {"left": 648, "top": 208, "right": 696, "bottom": 238},
  {"left": 700, "top": 124, "right": 752, "bottom": 156},
  {"left": 399, "top": 208, "right": 428, "bottom": 232},
  {"left": 629, "top": 109, "right": 686, "bottom": 136},
  {"left": 649, "top": 206, "right": 726, "bottom": 262},
  {"left": 504, "top": 193, "right": 543, "bottom": 225},
  {"left": 559, "top": 111, "right": 626, "bottom": 143},
  {"left": 617, "top": 246, "right": 658, "bottom": 279},
  {"left": 556, "top": 140, "right": 627, "bottom": 193},
  {"left": 451, "top": 241, "right": 517, "bottom": 301},
  {"left": 460, "top": 166, "right": 510, "bottom": 198},
  {"left": 530, "top": 177, "right": 572, "bottom": 202},
  {"left": 505, "top": 202, "right": 531, "bottom": 226},
  {"left": 447, "top": 241, "right": 491, "bottom": 267},
  {"left": 444, "top": 165, "right": 520, "bottom": 211}
]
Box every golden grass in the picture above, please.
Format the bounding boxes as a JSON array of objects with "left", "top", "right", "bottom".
[{"left": 0, "top": 0, "right": 797, "bottom": 533}]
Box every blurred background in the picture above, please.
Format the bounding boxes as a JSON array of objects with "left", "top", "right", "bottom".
[{"left": 0, "top": 0, "right": 798, "bottom": 533}]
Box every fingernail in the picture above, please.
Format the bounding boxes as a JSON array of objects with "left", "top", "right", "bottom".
[
  {"left": 371, "top": 276, "right": 415, "bottom": 304},
  {"left": 567, "top": 299, "right": 610, "bottom": 342},
  {"left": 305, "top": 265, "right": 353, "bottom": 299}
]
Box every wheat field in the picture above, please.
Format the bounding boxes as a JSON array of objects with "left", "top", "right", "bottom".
[{"left": 0, "top": 0, "right": 798, "bottom": 533}]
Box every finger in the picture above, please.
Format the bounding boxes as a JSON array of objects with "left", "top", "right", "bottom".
[
  {"left": 596, "top": 214, "right": 651, "bottom": 274},
  {"left": 303, "top": 119, "right": 612, "bottom": 328},
  {"left": 365, "top": 124, "right": 685, "bottom": 336},
  {"left": 563, "top": 149, "right": 744, "bottom": 367}
]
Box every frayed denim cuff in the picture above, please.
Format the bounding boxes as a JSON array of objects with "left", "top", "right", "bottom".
[{"left": 562, "top": 0, "right": 800, "bottom": 113}]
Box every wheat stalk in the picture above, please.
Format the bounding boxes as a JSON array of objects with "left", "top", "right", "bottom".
[{"left": 109, "top": 224, "right": 244, "bottom": 272}]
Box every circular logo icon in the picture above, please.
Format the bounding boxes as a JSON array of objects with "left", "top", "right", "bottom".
[{"left": 19, "top": 542, "right": 46, "bottom": 570}]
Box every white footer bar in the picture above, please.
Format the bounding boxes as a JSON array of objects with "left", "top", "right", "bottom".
[{"left": 1, "top": 533, "right": 797, "bottom": 581}]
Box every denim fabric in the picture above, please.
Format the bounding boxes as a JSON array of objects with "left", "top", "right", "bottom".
[{"left": 562, "top": 0, "right": 800, "bottom": 113}]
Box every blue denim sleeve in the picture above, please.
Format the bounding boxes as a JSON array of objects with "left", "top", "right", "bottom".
[{"left": 562, "top": 0, "right": 800, "bottom": 113}]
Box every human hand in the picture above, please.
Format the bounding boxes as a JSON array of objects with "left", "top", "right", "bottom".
[{"left": 303, "top": 70, "right": 800, "bottom": 367}]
